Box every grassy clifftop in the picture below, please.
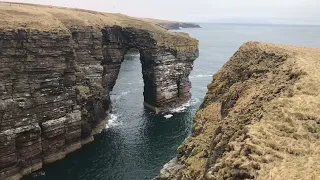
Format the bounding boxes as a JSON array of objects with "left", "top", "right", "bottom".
[
  {"left": 166, "top": 42, "right": 320, "bottom": 179},
  {"left": 0, "top": 2, "right": 198, "bottom": 48}
]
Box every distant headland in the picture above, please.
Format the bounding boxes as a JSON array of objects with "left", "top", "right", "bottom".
[{"left": 142, "top": 18, "right": 201, "bottom": 30}]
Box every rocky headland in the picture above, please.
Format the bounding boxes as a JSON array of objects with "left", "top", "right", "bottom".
[
  {"left": 143, "top": 18, "right": 201, "bottom": 30},
  {"left": 0, "top": 2, "right": 198, "bottom": 179},
  {"left": 158, "top": 42, "right": 320, "bottom": 179}
]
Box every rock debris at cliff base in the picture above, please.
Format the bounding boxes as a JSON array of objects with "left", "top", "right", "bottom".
[
  {"left": 0, "top": 2, "right": 199, "bottom": 179},
  {"left": 158, "top": 42, "right": 320, "bottom": 180}
]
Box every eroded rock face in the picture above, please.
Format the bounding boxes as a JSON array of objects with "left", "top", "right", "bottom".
[
  {"left": 157, "top": 42, "right": 320, "bottom": 180},
  {"left": 0, "top": 25, "right": 198, "bottom": 179},
  {"left": 158, "top": 22, "right": 201, "bottom": 30}
]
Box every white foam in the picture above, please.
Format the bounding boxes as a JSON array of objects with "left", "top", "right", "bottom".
[
  {"left": 126, "top": 81, "right": 143, "bottom": 85},
  {"left": 170, "top": 100, "right": 191, "bottom": 113},
  {"left": 105, "top": 114, "right": 120, "bottom": 129},
  {"left": 190, "top": 74, "right": 212, "bottom": 79},
  {"left": 31, "top": 171, "right": 45, "bottom": 177},
  {"left": 190, "top": 97, "right": 201, "bottom": 105},
  {"left": 121, "top": 91, "right": 130, "bottom": 96},
  {"left": 164, "top": 114, "right": 173, "bottom": 119},
  {"left": 112, "top": 91, "right": 131, "bottom": 101}
]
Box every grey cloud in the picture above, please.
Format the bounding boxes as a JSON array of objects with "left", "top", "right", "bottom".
[{"left": 2, "top": 0, "right": 320, "bottom": 24}]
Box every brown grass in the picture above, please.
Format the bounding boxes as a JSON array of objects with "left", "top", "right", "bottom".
[
  {"left": 0, "top": 2, "right": 198, "bottom": 48},
  {"left": 250, "top": 44, "right": 320, "bottom": 180},
  {"left": 169, "top": 42, "right": 320, "bottom": 179}
]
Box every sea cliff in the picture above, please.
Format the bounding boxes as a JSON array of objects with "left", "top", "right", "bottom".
[
  {"left": 0, "top": 2, "right": 198, "bottom": 179},
  {"left": 158, "top": 42, "right": 320, "bottom": 179}
]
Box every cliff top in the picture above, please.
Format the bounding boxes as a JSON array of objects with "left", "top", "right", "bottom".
[
  {"left": 165, "top": 42, "right": 320, "bottom": 179},
  {"left": 0, "top": 2, "right": 198, "bottom": 47}
]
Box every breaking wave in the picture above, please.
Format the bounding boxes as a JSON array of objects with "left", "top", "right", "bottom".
[
  {"left": 105, "top": 114, "right": 121, "bottom": 129},
  {"left": 170, "top": 101, "right": 191, "bottom": 113},
  {"left": 190, "top": 97, "right": 201, "bottom": 105}
]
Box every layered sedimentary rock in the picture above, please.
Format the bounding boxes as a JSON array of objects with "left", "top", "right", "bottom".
[
  {"left": 158, "top": 42, "right": 320, "bottom": 179},
  {"left": 158, "top": 22, "right": 201, "bottom": 30},
  {"left": 0, "top": 2, "right": 198, "bottom": 179}
]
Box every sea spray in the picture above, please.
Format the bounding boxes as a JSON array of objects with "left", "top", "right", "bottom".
[
  {"left": 170, "top": 100, "right": 191, "bottom": 113},
  {"left": 105, "top": 114, "right": 120, "bottom": 129}
]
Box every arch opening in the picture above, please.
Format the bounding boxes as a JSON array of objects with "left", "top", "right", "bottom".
[
  {"left": 124, "top": 48, "right": 140, "bottom": 60},
  {"left": 110, "top": 48, "right": 144, "bottom": 113},
  {"left": 101, "top": 26, "right": 195, "bottom": 114}
]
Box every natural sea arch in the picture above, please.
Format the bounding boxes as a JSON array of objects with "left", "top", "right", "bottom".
[
  {"left": 101, "top": 26, "right": 195, "bottom": 114},
  {"left": 0, "top": 24, "right": 198, "bottom": 179},
  {"left": 24, "top": 49, "right": 194, "bottom": 180}
]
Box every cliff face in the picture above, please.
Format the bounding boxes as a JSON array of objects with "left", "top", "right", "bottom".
[
  {"left": 159, "top": 22, "right": 201, "bottom": 30},
  {"left": 0, "top": 2, "right": 198, "bottom": 179},
  {"left": 158, "top": 42, "right": 320, "bottom": 179}
]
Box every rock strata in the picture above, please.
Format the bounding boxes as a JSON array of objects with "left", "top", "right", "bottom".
[
  {"left": 161, "top": 23, "right": 201, "bottom": 30},
  {"left": 0, "top": 2, "right": 198, "bottom": 179},
  {"left": 158, "top": 42, "right": 320, "bottom": 179}
]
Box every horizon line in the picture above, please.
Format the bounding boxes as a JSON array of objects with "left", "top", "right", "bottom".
[{"left": 193, "top": 22, "right": 320, "bottom": 27}]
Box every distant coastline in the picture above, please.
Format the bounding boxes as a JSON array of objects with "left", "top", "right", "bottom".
[{"left": 142, "top": 18, "right": 201, "bottom": 30}]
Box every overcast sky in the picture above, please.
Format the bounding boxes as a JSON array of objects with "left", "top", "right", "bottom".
[{"left": 3, "top": 0, "right": 320, "bottom": 25}]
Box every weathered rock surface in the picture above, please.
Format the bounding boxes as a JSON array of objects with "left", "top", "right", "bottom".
[
  {"left": 157, "top": 42, "right": 320, "bottom": 179},
  {"left": 160, "top": 23, "right": 201, "bottom": 30},
  {"left": 0, "top": 2, "right": 198, "bottom": 179}
]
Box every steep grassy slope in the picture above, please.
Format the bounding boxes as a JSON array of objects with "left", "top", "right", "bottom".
[{"left": 160, "top": 42, "right": 320, "bottom": 179}]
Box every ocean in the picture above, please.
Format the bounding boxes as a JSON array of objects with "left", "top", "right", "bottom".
[{"left": 25, "top": 23, "right": 320, "bottom": 180}]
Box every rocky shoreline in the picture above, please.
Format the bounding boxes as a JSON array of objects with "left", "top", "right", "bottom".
[
  {"left": 156, "top": 42, "right": 320, "bottom": 179},
  {"left": 0, "top": 2, "right": 198, "bottom": 179},
  {"left": 157, "top": 22, "right": 201, "bottom": 30}
]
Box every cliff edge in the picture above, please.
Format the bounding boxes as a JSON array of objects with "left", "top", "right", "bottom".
[
  {"left": 0, "top": 2, "right": 198, "bottom": 179},
  {"left": 158, "top": 42, "right": 320, "bottom": 179}
]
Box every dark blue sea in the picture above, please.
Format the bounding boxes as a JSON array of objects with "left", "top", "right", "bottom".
[{"left": 25, "top": 23, "right": 320, "bottom": 180}]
